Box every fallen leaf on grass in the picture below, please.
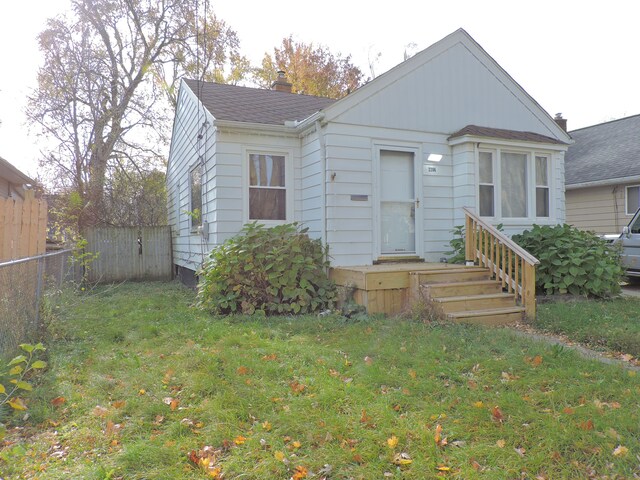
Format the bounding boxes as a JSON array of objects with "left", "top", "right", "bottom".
[
  {"left": 392, "top": 452, "right": 413, "bottom": 466},
  {"left": 138, "top": 389, "right": 146, "bottom": 395},
  {"left": 163, "top": 397, "right": 180, "bottom": 411},
  {"left": 473, "top": 401, "right": 484, "bottom": 408},
  {"left": 112, "top": 400, "right": 126, "bottom": 409},
  {"left": 50, "top": 396, "right": 66, "bottom": 407},
  {"left": 436, "top": 465, "right": 451, "bottom": 471},
  {"left": 162, "top": 368, "right": 174, "bottom": 384},
  {"left": 514, "top": 446, "right": 526, "bottom": 457},
  {"left": 386, "top": 435, "right": 399, "bottom": 449},
  {"left": 8, "top": 398, "right": 27, "bottom": 410},
  {"left": 434, "top": 424, "right": 448, "bottom": 447},
  {"left": 525, "top": 355, "right": 543, "bottom": 366},
  {"left": 492, "top": 406, "right": 504, "bottom": 423},
  {"left": 364, "top": 356, "right": 373, "bottom": 365},
  {"left": 579, "top": 419, "right": 594, "bottom": 431},
  {"left": 236, "top": 366, "right": 249, "bottom": 375},
  {"left": 613, "top": 445, "right": 628, "bottom": 457},
  {"left": 289, "top": 381, "right": 306, "bottom": 394},
  {"left": 292, "top": 465, "right": 308, "bottom": 479},
  {"left": 262, "top": 353, "right": 278, "bottom": 361},
  {"left": 262, "top": 420, "right": 272, "bottom": 431},
  {"left": 93, "top": 405, "right": 109, "bottom": 417},
  {"left": 562, "top": 407, "right": 574, "bottom": 415},
  {"left": 234, "top": 435, "right": 246, "bottom": 445},
  {"left": 496, "top": 439, "right": 506, "bottom": 448},
  {"left": 408, "top": 369, "right": 417, "bottom": 379},
  {"left": 274, "top": 451, "right": 286, "bottom": 461}
]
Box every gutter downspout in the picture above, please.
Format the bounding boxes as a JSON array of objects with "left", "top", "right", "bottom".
[{"left": 315, "top": 119, "right": 327, "bottom": 248}]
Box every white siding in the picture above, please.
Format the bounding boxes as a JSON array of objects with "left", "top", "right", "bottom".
[
  {"left": 331, "top": 42, "right": 559, "bottom": 139},
  {"left": 300, "top": 129, "right": 323, "bottom": 239},
  {"left": 166, "top": 83, "right": 216, "bottom": 271},
  {"left": 323, "top": 123, "right": 457, "bottom": 266}
]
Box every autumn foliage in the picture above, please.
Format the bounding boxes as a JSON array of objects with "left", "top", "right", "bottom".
[{"left": 197, "top": 222, "right": 336, "bottom": 315}]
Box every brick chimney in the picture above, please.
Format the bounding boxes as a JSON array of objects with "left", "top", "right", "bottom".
[
  {"left": 554, "top": 113, "right": 567, "bottom": 132},
  {"left": 271, "top": 70, "right": 292, "bottom": 93}
]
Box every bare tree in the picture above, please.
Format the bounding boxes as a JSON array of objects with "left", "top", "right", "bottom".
[{"left": 28, "top": 0, "right": 249, "bottom": 227}]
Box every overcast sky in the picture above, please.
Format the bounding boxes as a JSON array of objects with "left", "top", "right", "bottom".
[{"left": 2, "top": 0, "right": 639, "bottom": 180}]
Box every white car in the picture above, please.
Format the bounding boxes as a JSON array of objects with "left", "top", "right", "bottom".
[{"left": 611, "top": 208, "right": 640, "bottom": 281}]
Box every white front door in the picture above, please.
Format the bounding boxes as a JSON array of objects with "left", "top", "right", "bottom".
[{"left": 379, "top": 149, "right": 420, "bottom": 256}]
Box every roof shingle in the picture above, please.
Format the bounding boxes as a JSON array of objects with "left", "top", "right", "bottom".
[
  {"left": 183, "top": 80, "right": 336, "bottom": 125},
  {"left": 565, "top": 114, "right": 640, "bottom": 185},
  {"left": 448, "top": 125, "right": 567, "bottom": 145}
]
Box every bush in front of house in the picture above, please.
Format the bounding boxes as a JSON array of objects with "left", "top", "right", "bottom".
[
  {"left": 197, "top": 222, "right": 336, "bottom": 315},
  {"left": 512, "top": 224, "right": 624, "bottom": 298}
]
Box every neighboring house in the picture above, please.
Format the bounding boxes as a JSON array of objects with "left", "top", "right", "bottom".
[
  {"left": 167, "top": 28, "right": 571, "bottom": 281},
  {"left": 0, "top": 155, "right": 35, "bottom": 199},
  {"left": 565, "top": 114, "right": 640, "bottom": 234}
]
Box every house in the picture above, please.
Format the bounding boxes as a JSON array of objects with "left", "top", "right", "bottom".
[
  {"left": 565, "top": 114, "right": 640, "bottom": 234},
  {"left": 166, "top": 28, "right": 571, "bottom": 286},
  {"left": 0, "top": 155, "right": 35, "bottom": 199}
]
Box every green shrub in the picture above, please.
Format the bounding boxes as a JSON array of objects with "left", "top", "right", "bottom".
[
  {"left": 446, "top": 223, "right": 503, "bottom": 264},
  {"left": 513, "top": 224, "right": 624, "bottom": 298},
  {"left": 197, "top": 223, "right": 336, "bottom": 315}
]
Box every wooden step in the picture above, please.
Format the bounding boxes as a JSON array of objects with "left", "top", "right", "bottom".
[
  {"left": 422, "top": 279, "right": 503, "bottom": 298},
  {"left": 411, "top": 267, "right": 491, "bottom": 285},
  {"left": 433, "top": 293, "right": 516, "bottom": 314},
  {"left": 447, "top": 306, "right": 525, "bottom": 326}
]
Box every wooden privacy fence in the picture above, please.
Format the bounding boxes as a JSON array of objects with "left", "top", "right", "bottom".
[
  {"left": 85, "top": 226, "right": 172, "bottom": 282},
  {"left": 464, "top": 207, "right": 539, "bottom": 320},
  {"left": 0, "top": 190, "right": 47, "bottom": 261}
]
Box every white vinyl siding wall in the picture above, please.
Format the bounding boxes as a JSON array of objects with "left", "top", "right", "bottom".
[{"left": 166, "top": 84, "right": 216, "bottom": 271}]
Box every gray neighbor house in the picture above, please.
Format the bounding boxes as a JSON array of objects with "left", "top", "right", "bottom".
[{"left": 565, "top": 114, "right": 640, "bottom": 234}]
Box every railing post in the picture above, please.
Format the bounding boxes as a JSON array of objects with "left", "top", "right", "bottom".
[
  {"left": 523, "top": 262, "right": 536, "bottom": 321},
  {"left": 465, "top": 214, "right": 474, "bottom": 265}
]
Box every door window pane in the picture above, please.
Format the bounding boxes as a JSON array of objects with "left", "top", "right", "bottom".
[
  {"left": 381, "top": 150, "right": 414, "bottom": 199},
  {"left": 501, "top": 152, "right": 527, "bottom": 217},
  {"left": 381, "top": 202, "right": 415, "bottom": 254}
]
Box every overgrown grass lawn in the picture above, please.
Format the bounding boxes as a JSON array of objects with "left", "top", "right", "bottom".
[
  {"left": 537, "top": 297, "right": 640, "bottom": 357},
  {"left": 2, "top": 282, "right": 640, "bottom": 479}
]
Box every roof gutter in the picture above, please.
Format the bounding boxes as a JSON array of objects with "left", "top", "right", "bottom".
[
  {"left": 214, "top": 119, "right": 299, "bottom": 136},
  {"left": 448, "top": 134, "right": 570, "bottom": 151},
  {"left": 566, "top": 174, "right": 640, "bottom": 190}
]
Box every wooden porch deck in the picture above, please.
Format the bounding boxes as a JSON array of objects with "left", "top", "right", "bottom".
[
  {"left": 329, "top": 262, "right": 460, "bottom": 315},
  {"left": 329, "top": 262, "right": 527, "bottom": 325}
]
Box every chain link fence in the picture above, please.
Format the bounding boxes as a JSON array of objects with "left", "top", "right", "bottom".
[{"left": 0, "top": 249, "right": 80, "bottom": 357}]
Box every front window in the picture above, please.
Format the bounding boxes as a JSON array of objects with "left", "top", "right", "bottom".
[
  {"left": 627, "top": 186, "right": 640, "bottom": 215},
  {"left": 478, "top": 152, "right": 494, "bottom": 217},
  {"left": 535, "top": 156, "right": 549, "bottom": 217},
  {"left": 249, "top": 153, "right": 286, "bottom": 221},
  {"left": 478, "top": 149, "right": 552, "bottom": 220},
  {"left": 190, "top": 164, "right": 202, "bottom": 228},
  {"left": 501, "top": 152, "right": 527, "bottom": 218}
]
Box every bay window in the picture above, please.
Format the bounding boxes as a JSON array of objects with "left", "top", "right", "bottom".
[{"left": 478, "top": 149, "right": 551, "bottom": 220}]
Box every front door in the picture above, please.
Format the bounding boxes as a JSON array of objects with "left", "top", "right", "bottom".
[{"left": 379, "top": 149, "right": 419, "bottom": 256}]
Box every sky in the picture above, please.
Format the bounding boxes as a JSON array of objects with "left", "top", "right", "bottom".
[{"left": 1, "top": 0, "right": 639, "bottom": 181}]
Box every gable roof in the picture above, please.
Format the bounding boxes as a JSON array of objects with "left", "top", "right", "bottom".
[
  {"left": 565, "top": 114, "right": 640, "bottom": 186},
  {"left": 0, "top": 155, "right": 34, "bottom": 185},
  {"left": 449, "top": 125, "right": 567, "bottom": 145},
  {"left": 320, "top": 28, "right": 572, "bottom": 144},
  {"left": 183, "top": 79, "right": 336, "bottom": 125}
]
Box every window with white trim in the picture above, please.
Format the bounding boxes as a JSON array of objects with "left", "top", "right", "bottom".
[
  {"left": 478, "top": 149, "right": 552, "bottom": 220},
  {"left": 478, "top": 151, "right": 495, "bottom": 217},
  {"left": 190, "top": 164, "right": 202, "bottom": 229},
  {"left": 535, "top": 155, "right": 550, "bottom": 217},
  {"left": 249, "top": 153, "right": 287, "bottom": 221},
  {"left": 627, "top": 185, "right": 640, "bottom": 215}
]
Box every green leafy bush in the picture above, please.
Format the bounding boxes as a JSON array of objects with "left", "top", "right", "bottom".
[
  {"left": 197, "top": 223, "right": 336, "bottom": 315},
  {"left": 1, "top": 343, "right": 47, "bottom": 441},
  {"left": 446, "top": 223, "right": 503, "bottom": 264},
  {"left": 513, "top": 224, "right": 624, "bottom": 298}
]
